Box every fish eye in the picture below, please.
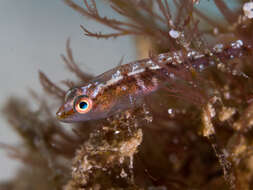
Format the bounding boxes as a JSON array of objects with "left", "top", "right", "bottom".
[{"left": 74, "top": 95, "right": 93, "bottom": 114}]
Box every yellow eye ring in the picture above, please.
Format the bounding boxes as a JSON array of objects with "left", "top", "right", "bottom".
[{"left": 74, "top": 96, "right": 93, "bottom": 114}]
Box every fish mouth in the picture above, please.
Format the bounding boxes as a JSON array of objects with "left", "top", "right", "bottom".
[{"left": 56, "top": 106, "right": 74, "bottom": 122}]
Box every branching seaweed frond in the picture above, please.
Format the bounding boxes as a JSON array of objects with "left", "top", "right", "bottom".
[
  {"left": 39, "top": 71, "right": 65, "bottom": 98},
  {"left": 61, "top": 38, "right": 93, "bottom": 82}
]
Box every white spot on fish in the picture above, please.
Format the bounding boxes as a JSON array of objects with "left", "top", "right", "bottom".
[
  {"left": 91, "top": 83, "right": 104, "bottom": 98},
  {"left": 132, "top": 64, "right": 139, "bottom": 71},
  {"left": 105, "top": 75, "right": 124, "bottom": 87},
  {"left": 81, "top": 83, "right": 92, "bottom": 94},
  {"left": 149, "top": 65, "right": 161, "bottom": 70},
  {"left": 102, "top": 70, "right": 124, "bottom": 88},
  {"left": 112, "top": 70, "right": 122, "bottom": 79},
  {"left": 128, "top": 68, "right": 145, "bottom": 76}
]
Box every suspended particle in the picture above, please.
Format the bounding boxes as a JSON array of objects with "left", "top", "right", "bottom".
[{"left": 169, "top": 29, "right": 180, "bottom": 39}]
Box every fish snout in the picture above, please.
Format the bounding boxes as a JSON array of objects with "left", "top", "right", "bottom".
[{"left": 56, "top": 105, "right": 68, "bottom": 120}]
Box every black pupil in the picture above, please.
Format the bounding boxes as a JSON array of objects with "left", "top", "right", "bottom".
[{"left": 79, "top": 101, "right": 88, "bottom": 109}]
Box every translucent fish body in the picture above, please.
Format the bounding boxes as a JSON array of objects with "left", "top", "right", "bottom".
[{"left": 57, "top": 41, "right": 247, "bottom": 122}]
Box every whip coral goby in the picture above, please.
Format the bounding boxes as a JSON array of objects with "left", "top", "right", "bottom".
[{"left": 56, "top": 39, "right": 249, "bottom": 122}]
